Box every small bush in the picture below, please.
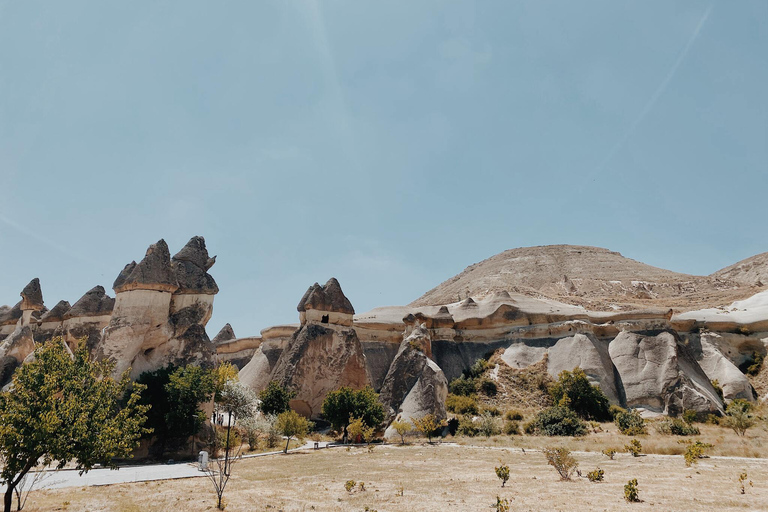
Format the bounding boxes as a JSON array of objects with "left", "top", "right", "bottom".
[
  {"left": 543, "top": 447, "right": 579, "bottom": 480},
  {"left": 601, "top": 448, "right": 617, "bottom": 460},
  {"left": 711, "top": 380, "right": 724, "bottom": 402},
  {"left": 345, "top": 480, "right": 356, "bottom": 493},
  {"left": 587, "top": 468, "right": 604, "bottom": 482},
  {"left": 457, "top": 415, "right": 479, "bottom": 437},
  {"left": 495, "top": 463, "right": 510, "bottom": 487},
  {"left": 449, "top": 376, "right": 477, "bottom": 397},
  {"left": 722, "top": 399, "right": 755, "bottom": 437},
  {"left": 609, "top": 405, "right": 626, "bottom": 420},
  {"left": 215, "top": 426, "right": 242, "bottom": 451},
  {"left": 549, "top": 368, "right": 612, "bottom": 421},
  {"left": 625, "top": 439, "right": 642, "bottom": 457},
  {"left": 615, "top": 409, "right": 646, "bottom": 435},
  {"left": 656, "top": 418, "right": 699, "bottom": 436},
  {"left": 503, "top": 420, "right": 520, "bottom": 436},
  {"left": 505, "top": 410, "right": 524, "bottom": 421},
  {"left": 479, "top": 412, "right": 502, "bottom": 438},
  {"left": 738, "top": 471, "right": 753, "bottom": 494},
  {"left": 683, "top": 440, "right": 713, "bottom": 466},
  {"left": 494, "top": 496, "right": 510, "bottom": 512},
  {"left": 706, "top": 414, "right": 720, "bottom": 425},
  {"left": 530, "top": 406, "right": 588, "bottom": 437},
  {"left": 482, "top": 405, "right": 502, "bottom": 417},
  {"left": 523, "top": 420, "right": 536, "bottom": 435},
  {"left": 682, "top": 409, "right": 698, "bottom": 425},
  {"left": 480, "top": 378, "right": 498, "bottom": 397},
  {"left": 624, "top": 479, "right": 640, "bottom": 502},
  {"left": 446, "top": 394, "right": 479, "bottom": 415},
  {"left": 465, "top": 358, "right": 490, "bottom": 379}
]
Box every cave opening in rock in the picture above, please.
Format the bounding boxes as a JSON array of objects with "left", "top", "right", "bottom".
[{"left": 321, "top": 314, "right": 329, "bottom": 324}]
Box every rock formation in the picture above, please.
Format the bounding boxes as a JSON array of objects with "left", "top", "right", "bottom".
[
  {"left": 213, "top": 324, "right": 236, "bottom": 344},
  {"left": 0, "top": 326, "right": 35, "bottom": 387},
  {"left": 380, "top": 324, "right": 448, "bottom": 439}
]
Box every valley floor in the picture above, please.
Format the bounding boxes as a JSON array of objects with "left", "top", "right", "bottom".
[{"left": 26, "top": 436, "right": 768, "bottom": 512}]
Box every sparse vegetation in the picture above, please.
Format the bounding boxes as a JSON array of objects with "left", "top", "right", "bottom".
[
  {"left": 456, "top": 415, "right": 479, "bottom": 437},
  {"left": 615, "top": 409, "right": 647, "bottom": 435},
  {"left": 478, "top": 412, "right": 502, "bottom": 438},
  {"left": 587, "top": 468, "right": 604, "bottom": 482},
  {"left": 479, "top": 378, "right": 498, "bottom": 397},
  {"left": 446, "top": 394, "right": 479, "bottom": 415},
  {"left": 722, "top": 399, "right": 756, "bottom": 437},
  {"left": 655, "top": 418, "right": 700, "bottom": 436},
  {"left": 412, "top": 414, "right": 445, "bottom": 443},
  {"left": 494, "top": 463, "right": 510, "bottom": 487},
  {"left": 602, "top": 448, "right": 617, "bottom": 460},
  {"left": 275, "top": 411, "right": 313, "bottom": 453},
  {"left": 448, "top": 376, "right": 476, "bottom": 397},
  {"left": 505, "top": 410, "right": 524, "bottom": 421},
  {"left": 390, "top": 420, "right": 412, "bottom": 444},
  {"left": 625, "top": 439, "right": 642, "bottom": 457},
  {"left": 738, "top": 471, "right": 753, "bottom": 494},
  {"left": 503, "top": 420, "right": 520, "bottom": 436},
  {"left": 683, "top": 440, "right": 713, "bottom": 466},
  {"left": 543, "top": 447, "right": 579, "bottom": 480},
  {"left": 494, "top": 495, "right": 510, "bottom": 512},
  {"left": 624, "top": 478, "right": 640, "bottom": 502},
  {"left": 739, "top": 351, "right": 764, "bottom": 376}
]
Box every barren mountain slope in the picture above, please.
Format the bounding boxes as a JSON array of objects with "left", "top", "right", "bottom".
[
  {"left": 712, "top": 251, "right": 768, "bottom": 286},
  {"left": 410, "top": 245, "right": 765, "bottom": 311}
]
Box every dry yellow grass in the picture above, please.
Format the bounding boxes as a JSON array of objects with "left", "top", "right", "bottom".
[{"left": 25, "top": 436, "right": 768, "bottom": 512}]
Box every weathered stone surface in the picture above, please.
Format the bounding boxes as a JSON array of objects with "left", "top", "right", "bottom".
[
  {"left": 172, "top": 237, "right": 218, "bottom": 295},
  {"left": 0, "top": 326, "right": 35, "bottom": 387},
  {"left": 40, "top": 300, "right": 72, "bottom": 323},
  {"left": 113, "top": 240, "right": 178, "bottom": 293},
  {"left": 547, "top": 333, "right": 620, "bottom": 404},
  {"left": 381, "top": 325, "right": 448, "bottom": 438},
  {"left": 608, "top": 330, "right": 723, "bottom": 416},
  {"left": 213, "top": 323, "right": 236, "bottom": 344},
  {"left": 297, "top": 278, "right": 354, "bottom": 315},
  {"left": 693, "top": 333, "right": 755, "bottom": 401},
  {"left": 113, "top": 262, "right": 137, "bottom": 291},
  {"left": 20, "top": 278, "right": 44, "bottom": 311},
  {"left": 64, "top": 286, "right": 115, "bottom": 319},
  {"left": 0, "top": 302, "right": 22, "bottom": 326},
  {"left": 269, "top": 323, "right": 369, "bottom": 418}
]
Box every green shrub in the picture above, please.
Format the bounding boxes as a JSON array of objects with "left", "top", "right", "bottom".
[
  {"left": 457, "top": 415, "right": 479, "bottom": 437},
  {"left": 449, "top": 376, "right": 477, "bottom": 397},
  {"left": 543, "top": 447, "right": 579, "bottom": 480},
  {"left": 706, "top": 414, "right": 720, "bottom": 425},
  {"left": 505, "top": 410, "right": 524, "bottom": 421},
  {"left": 503, "top": 420, "right": 521, "bottom": 436},
  {"left": 625, "top": 439, "right": 642, "bottom": 457},
  {"left": 215, "top": 425, "right": 242, "bottom": 451},
  {"left": 465, "top": 358, "right": 490, "bottom": 379},
  {"left": 494, "top": 496, "right": 510, "bottom": 512},
  {"left": 739, "top": 352, "right": 764, "bottom": 376},
  {"left": 549, "top": 367, "right": 612, "bottom": 421},
  {"left": 609, "top": 405, "right": 626, "bottom": 420},
  {"left": 601, "top": 448, "right": 617, "bottom": 460},
  {"left": 682, "top": 409, "right": 698, "bottom": 425},
  {"left": 722, "top": 399, "right": 755, "bottom": 437},
  {"left": 478, "top": 412, "right": 501, "bottom": 438},
  {"left": 624, "top": 479, "right": 640, "bottom": 502},
  {"left": 495, "top": 463, "right": 510, "bottom": 487},
  {"left": 615, "top": 409, "right": 646, "bottom": 435},
  {"left": 523, "top": 420, "right": 536, "bottom": 435},
  {"left": 530, "top": 406, "right": 587, "bottom": 437},
  {"left": 482, "top": 405, "right": 502, "bottom": 417},
  {"left": 587, "top": 468, "right": 604, "bottom": 482},
  {"left": 656, "top": 418, "right": 699, "bottom": 436},
  {"left": 479, "top": 378, "right": 498, "bottom": 397},
  {"left": 446, "top": 394, "right": 479, "bottom": 415},
  {"left": 345, "top": 480, "right": 356, "bottom": 493},
  {"left": 683, "top": 440, "right": 713, "bottom": 466}
]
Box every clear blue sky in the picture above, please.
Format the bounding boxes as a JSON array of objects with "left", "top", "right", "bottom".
[{"left": 1, "top": 1, "right": 766, "bottom": 337}]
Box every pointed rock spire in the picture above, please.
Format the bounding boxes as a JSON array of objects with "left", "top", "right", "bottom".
[
  {"left": 64, "top": 286, "right": 115, "bottom": 319},
  {"left": 172, "top": 236, "right": 218, "bottom": 295},
  {"left": 212, "top": 323, "right": 236, "bottom": 344},
  {"left": 297, "top": 278, "right": 354, "bottom": 315},
  {"left": 40, "top": 300, "right": 72, "bottom": 323},
  {"left": 20, "top": 278, "right": 44, "bottom": 311}
]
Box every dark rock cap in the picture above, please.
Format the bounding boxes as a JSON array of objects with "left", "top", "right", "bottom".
[
  {"left": 113, "top": 239, "right": 178, "bottom": 293},
  {"left": 171, "top": 237, "right": 219, "bottom": 295},
  {"left": 212, "top": 323, "right": 236, "bottom": 344},
  {"left": 64, "top": 286, "right": 115, "bottom": 319},
  {"left": 112, "top": 261, "right": 137, "bottom": 291},
  {"left": 0, "top": 302, "right": 22, "bottom": 325},
  {"left": 40, "top": 300, "right": 72, "bottom": 323},
  {"left": 297, "top": 278, "right": 354, "bottom": 315},
  {"left": 20, "top": 278, "right": 44, "bottom": 311}
]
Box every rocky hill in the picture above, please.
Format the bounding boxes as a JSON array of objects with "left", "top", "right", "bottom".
[{"left": 411, "top": 245, "right": 766, "bottom": 312}]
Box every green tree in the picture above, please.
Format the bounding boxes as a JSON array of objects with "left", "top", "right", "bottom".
[
  {"left": 549, "top": 368, "right": 611, "bottom": 421},
  {"left": 722, "top": 399, "right": 755, "bottom": 437},
  {"left": 275, "top": 411, "right": 313, "bottom": 453},
  {"left": 390, "top": 420, "right": 412, "bottom": 444},
  {"left": 321, "top": 386, "right": 385, "bottom": 441},
  {"left": 258, "top": 381, "right": 296, "bottom": 416},
  {"left": 412, "top": 414, "right": 445, "bottom": 443},
  {"left": 136, "top": 364, "right": 214, "bottom": 455},
  {"left": 0, "top": 338, "right": 149, "bottom": 512}
]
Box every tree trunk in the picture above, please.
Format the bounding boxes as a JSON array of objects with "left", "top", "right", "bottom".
[
  {"left": 4, "top": 484, "right": 14, "bottom": 512},
  {"left": 284, "top": 436, "right": 290, "bottom": 454},
  {"left": 224, "top": 411, "right": 232, "bottom": 475}
]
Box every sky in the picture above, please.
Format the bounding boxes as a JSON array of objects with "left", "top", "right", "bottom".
[{"left": 0, "top": 1, "right": 766, "bottom": 337}]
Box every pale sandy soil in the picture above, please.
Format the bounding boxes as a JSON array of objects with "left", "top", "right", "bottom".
[{"left": 25, "top": 437, "right": 768, "bottom": 512}]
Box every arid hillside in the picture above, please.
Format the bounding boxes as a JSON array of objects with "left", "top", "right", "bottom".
[{"left": 411, "top": 245, "right": 767, "bottom": 312}]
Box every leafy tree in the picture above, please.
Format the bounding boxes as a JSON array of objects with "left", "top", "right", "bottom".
[
  {"left": 549, "top": 368, "right": 611, "bottom": 421},
  {"left": 321, "top": 386, "right": 384, "bottom": 441},
  {"left": 390, "top": 420, "right": 412, "bottom": 444},
  {"left": 136, "top": 364, "right": 214, "bottom": 455},
  {"left": 495, "top": 463, "right": 510, "bottom": 487},
  {"left": 0, "top": 338, "right": 149, "bottom": 512},
  {"left": 412, "top": 414, "right": 445, "bottom": 443},
  {"left": 258, "top": 381, "right": 296, "bottom": 416},
  {"left": 530, "top": 406, "right": 588, "bottom": 436},
  {"left": 212, "top": 362, "right": 239, "bottom": 402},
  {"left": 275, "top": 411, "right": 313, "bottom": 453}
]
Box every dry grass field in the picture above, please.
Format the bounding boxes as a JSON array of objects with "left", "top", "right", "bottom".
[{"left": 25, "top": 426, "right": 768, "bottom": 512}]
